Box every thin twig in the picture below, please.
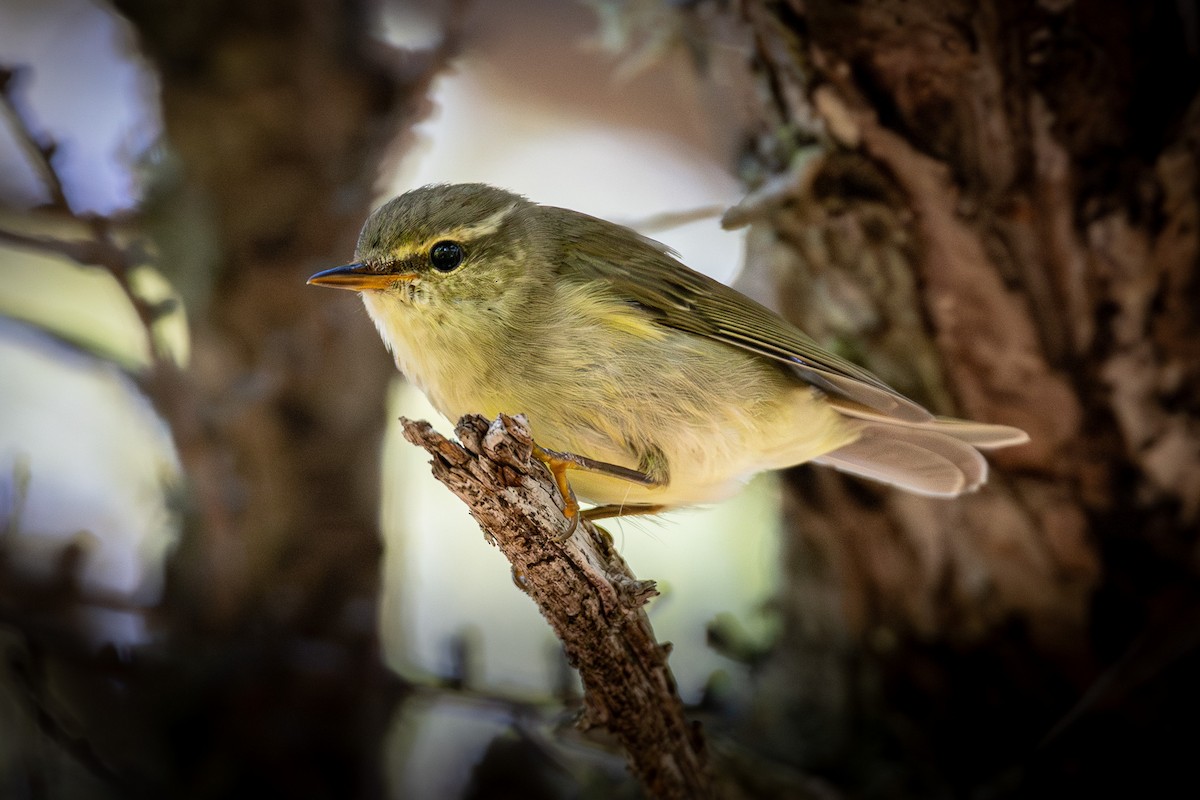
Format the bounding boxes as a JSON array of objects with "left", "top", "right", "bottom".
[
  {"left": 7, "top": 643, "right": 125, "bottom": 787},
  {"left": 618, "top": 204, "right": 727, "bottom": 234},
  {"left": 0, "top": 66, "right": 70, "bottom": 211},
  {"left": 401, "top": 413, "right": 716, "bottom": 800},
  {"left": 0, "top": 65, "right": 170, "bottom": 364}
]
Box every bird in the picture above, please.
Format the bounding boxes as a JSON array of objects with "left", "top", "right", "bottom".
[{"left": 308, "top": 183, "right": 1027, "bottom": 527}]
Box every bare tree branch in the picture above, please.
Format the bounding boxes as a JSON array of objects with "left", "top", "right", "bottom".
[
  {"left": 0, "top": 65, "right": 172, "bottom": 360},
  {"left": 0, "top": 65, "right": 70, "bottom": 212},
  {"left": 400, "top": 413, "right": 716, "bottom": 800}
]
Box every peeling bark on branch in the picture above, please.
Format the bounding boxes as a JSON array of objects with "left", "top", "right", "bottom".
[{"left": 400, "top": 413, "right": 715, "bottom": 800}]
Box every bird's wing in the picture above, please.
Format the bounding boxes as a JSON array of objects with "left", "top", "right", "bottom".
[{"left": 557, "top": 211, "right": 933, "bottom": 422}]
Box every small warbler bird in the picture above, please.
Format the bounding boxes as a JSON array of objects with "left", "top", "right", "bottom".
[{"left": 309, "top": 183, "right": 1027, "bottom": 525}]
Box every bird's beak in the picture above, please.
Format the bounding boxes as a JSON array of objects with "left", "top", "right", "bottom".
[{"left": 306, "top": 263, "right": 415, "bottom": 291}]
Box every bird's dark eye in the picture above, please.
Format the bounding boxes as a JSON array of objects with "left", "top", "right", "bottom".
[{"left": 429, "top": 240, "right": 464, "bottom": 272}]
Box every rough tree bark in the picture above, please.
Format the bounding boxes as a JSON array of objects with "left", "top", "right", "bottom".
[
  {"left": 696, "top": 0, "right": 1199, "bottom": 795},
  {"left": 401, "top": 414, "right": 715, "bottom": 800}
]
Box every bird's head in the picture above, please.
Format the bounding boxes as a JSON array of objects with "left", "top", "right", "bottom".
[{"left": 308, "top": 183, "right": 537, "bottom": 308}]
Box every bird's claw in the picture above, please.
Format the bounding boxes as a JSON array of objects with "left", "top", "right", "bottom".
[
  {"left": 532, "top": 443, "right": 582, "bottom": 540},
  {"left": 555, "top": 504, "right": 580, "bottom": 542},
  {"left": 531, "top": 442, "right": 661, "bottom": 540}
]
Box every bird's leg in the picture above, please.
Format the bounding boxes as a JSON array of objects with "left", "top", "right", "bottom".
[
  {"left": 530, "top": 443, "right": 662, "bottom": 539},
  {"left": 582, "top": 504, "right": 666, "bottom": 522}
]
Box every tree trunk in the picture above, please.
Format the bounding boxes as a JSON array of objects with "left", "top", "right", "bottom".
[
  {"left": 113, "top": 0, "right": 414, "bottom": 626},
  {"left": 47, "top": 1, "right": 449, "bottom": 794},
  {"left": 716, "top": 0, "right": 1199, "bottom": 795}
]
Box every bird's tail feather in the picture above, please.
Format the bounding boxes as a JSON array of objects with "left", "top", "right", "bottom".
[
  {"left": 813, "top": 419, "right": 1017, "bottom": 497},
  {"left": 827, "top": 397, "right": 1029, "bottom": 449},
  {"left": 809, "top": 395, "right": 1028, "bottom": 497}
]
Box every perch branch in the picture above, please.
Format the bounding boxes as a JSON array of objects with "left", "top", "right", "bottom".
[{"left": 400, "top": 413, "right": 716, "bottom": 800}]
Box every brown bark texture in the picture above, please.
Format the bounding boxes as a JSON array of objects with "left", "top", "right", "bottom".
[
  {"left": 702, "top": 0, "right": 1200, "bottom": 795},
  {"left": 401, "top": 413, "right": 716, "bottom": 800}
]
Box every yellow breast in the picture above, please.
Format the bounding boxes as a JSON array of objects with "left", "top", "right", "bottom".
[{"left": 362, "top": 283, "right": 857, "bottom": 508}]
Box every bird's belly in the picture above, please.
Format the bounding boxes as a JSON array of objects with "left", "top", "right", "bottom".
[
  {"left": 367, "top": 294, "right": 856, "bottom": 509},
  {"left": 479, "top": 376, "right": 855, "bottom": 510},
  {"left": 560, "top": 437, "right": 756, "bottom": 508}
]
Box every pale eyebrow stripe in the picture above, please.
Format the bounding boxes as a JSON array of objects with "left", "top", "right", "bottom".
[
  {"left": 450, "top": 203, "right": 518, "bottom": 241},
  {"left": 388, "top": 203, "right": 519, "bottom": 262}
]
